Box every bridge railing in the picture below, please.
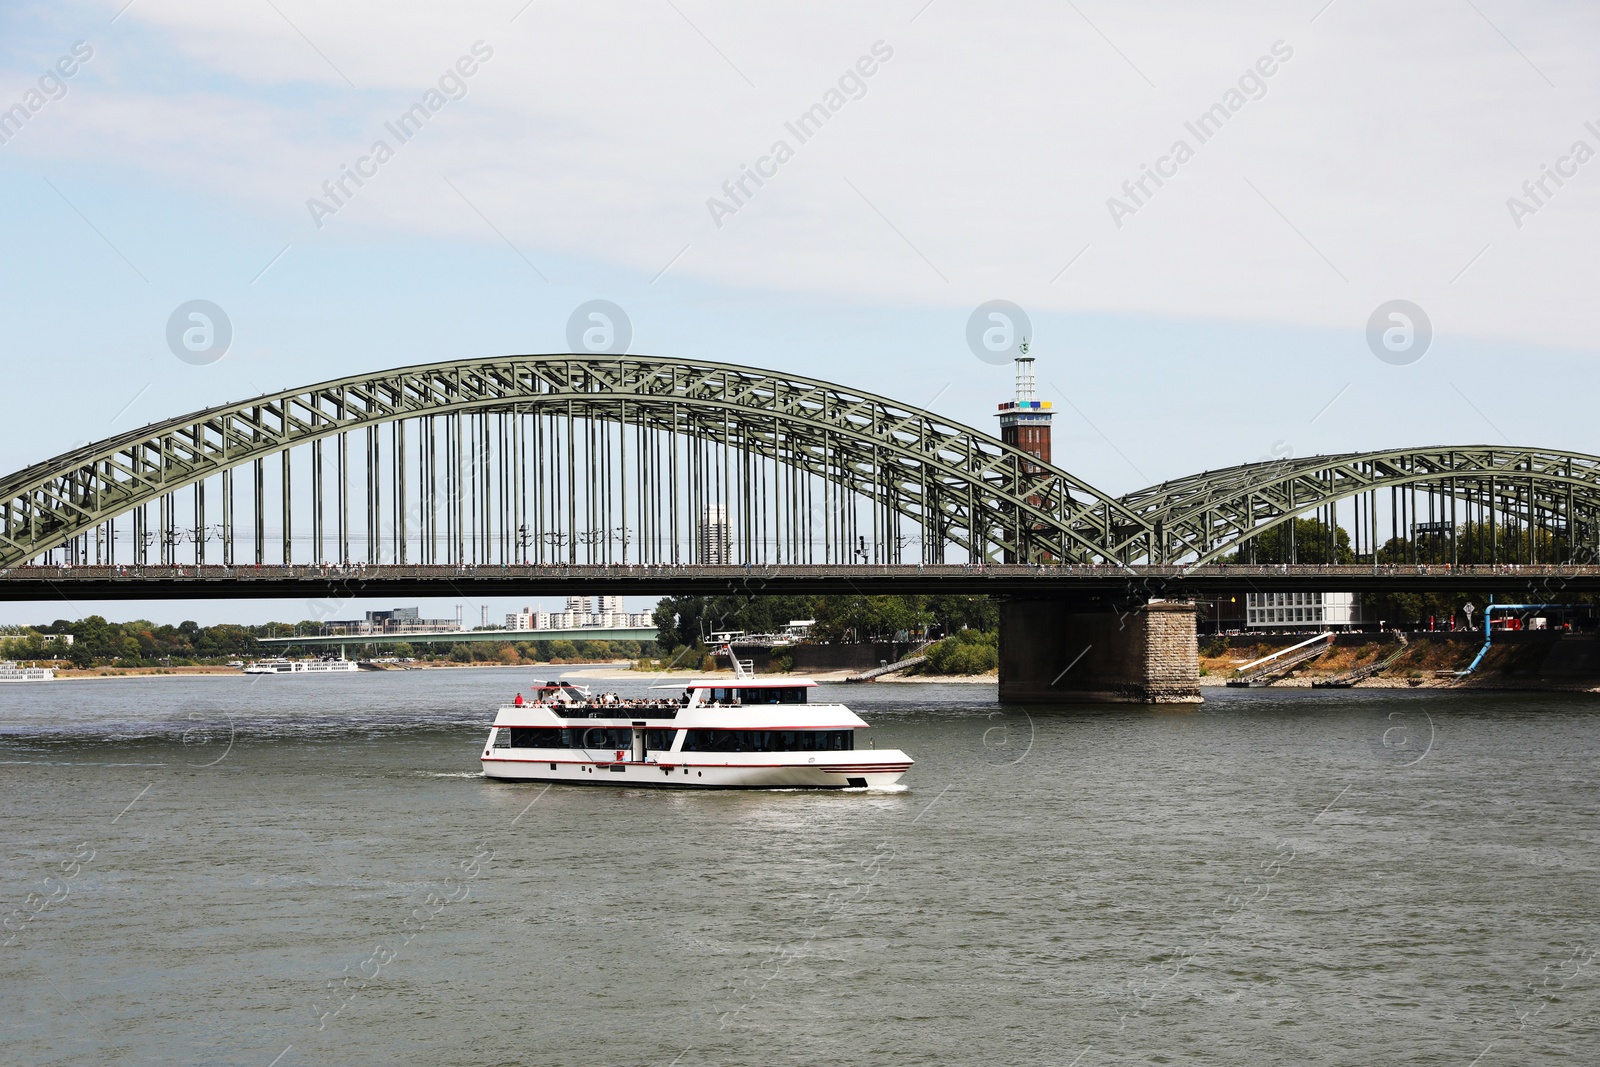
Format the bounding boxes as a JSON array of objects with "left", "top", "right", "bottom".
[{"left": 2, "top": 562, "right": 1598, "bottom": 580}]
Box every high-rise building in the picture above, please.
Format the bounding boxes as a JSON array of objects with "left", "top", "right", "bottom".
[
  {"left": 698, "top": 505, "right": 732, "bottom": 564},
  {"left": 502, "top": 597, "right": 652, "bottom": 632}
]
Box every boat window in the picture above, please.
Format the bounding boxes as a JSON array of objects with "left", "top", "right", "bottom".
[
  {"left": 570, "top": 727, "right": 634, "bottom": 750},
  {"left": 680, "top": 730, "right": 852, "bottom": 753},
  {"left": 735, "top": 687, "right": 808, "bottom": 705},
  {"left": 508, "top": 728, "right": 567, "bottom": 748},
  {"left": 507, "top": 727, "right": 677, "bottom": 750},
  {"left": 694, "top": 686, "right": 810, "bottom": 705}
]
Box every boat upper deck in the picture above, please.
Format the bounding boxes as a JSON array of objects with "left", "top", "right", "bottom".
[{"left": 491, "top": 676, "right": 864, "bottom": 730}]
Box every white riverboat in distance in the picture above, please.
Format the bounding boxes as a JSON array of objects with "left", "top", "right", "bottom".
[
  {"left": 0, "top": 661, "right": 54, "bottom": 682},
  {"left": 481, "top": 654, "right": 911, "bottom": 790},
  {"left": 242, "top": 656, "right": 363, "bottom": 674}
]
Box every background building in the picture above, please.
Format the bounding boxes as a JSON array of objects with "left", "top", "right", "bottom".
[
  {"left": 996, "top": 355, "right": 1052, "bottom": 467},
  {"left": 1245, "top": 592, "right": 1360, "bottom": 629},
  {"left": 997, "top": 354, "right": 1054, "bottom": 563},
  {"left": 326, "top": 607, "right": 462, "bottom": 635},
  {"left": 506, "top": 599, "right": 653, "bottom": 631},
  {"left": 699, "top": 505, "right": 731, "bottom": 564}
]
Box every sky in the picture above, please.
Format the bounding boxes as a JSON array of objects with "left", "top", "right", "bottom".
[{"left": 0, "top": 0, "right": 1597, "bottom": 626}]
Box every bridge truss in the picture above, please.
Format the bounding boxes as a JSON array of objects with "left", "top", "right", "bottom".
[
  {"left": 1119, "top": 447, "right": 1600, "bottom": 565},
  {"left": 4, "top": 355, "right": 1597, "bottom": 573},
  {"left": 0, "top": 354, "right": 1154, "bottom": 570}
]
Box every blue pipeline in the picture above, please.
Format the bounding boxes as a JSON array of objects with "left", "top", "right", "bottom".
[{"left": 1459, "top": 599, "right": 1569, "bottom": 675}]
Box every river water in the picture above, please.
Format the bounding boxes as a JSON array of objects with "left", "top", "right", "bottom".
[{"left": 1, "top": 669, "right": 1596, "bottom": 1066}]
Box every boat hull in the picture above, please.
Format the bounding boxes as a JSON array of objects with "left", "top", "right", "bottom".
[{"left": 481, "top": 753, "right": 911, "bottom": 789}]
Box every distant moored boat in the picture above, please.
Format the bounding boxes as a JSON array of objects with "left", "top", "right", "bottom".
[
  {"left": 0, "top": 661, "right": 54, "bottom": 681},
  {"left": 241, "top": 657, "right": 362, "bottom": 674}
]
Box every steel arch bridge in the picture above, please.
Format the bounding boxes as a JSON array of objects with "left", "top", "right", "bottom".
[
  {"left": 1119, "top": 447, "right": 1600, "bottom": 566},
  {"left": 2, "top": 353, "right": 1596, "bottom": 572},
  {"left": 0, "top": 354, "right": 1152, "bottom": 570}
]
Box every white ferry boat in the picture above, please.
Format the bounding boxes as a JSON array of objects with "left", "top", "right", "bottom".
[
  {"left": 0, "top": 661, "right": 54, "bottom": 682},
  {"left": 480, "top": 668, "right": 912, "bottom": 790},
  {"left": 242, "top": 657, "right": 362, "bottom": 674}
]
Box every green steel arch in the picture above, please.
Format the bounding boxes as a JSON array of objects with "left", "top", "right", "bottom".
[
  {"left": 1119, "top": 447, "right": 1600, "bottom": 564},
  {"left": 0, "top": 353, "right": 1157, "bottom": 568}
]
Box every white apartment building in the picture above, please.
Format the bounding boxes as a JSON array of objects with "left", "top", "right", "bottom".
[
  {"left": 504, "top": 600, "right": 655, "bottom": 632},
  {"left": 699, "top": 506, "right": 731, "bottom": 564},
  {"left": 505, "top": 608, "right": 554, "bottom": 631},
  {"left": 1245, "top": 591, "right": 1359, "bottom": 629}
]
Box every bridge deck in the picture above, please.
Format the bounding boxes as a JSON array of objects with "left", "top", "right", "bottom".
[{"left": 0, "top": 562, "right": 1595, "bottom": 600}]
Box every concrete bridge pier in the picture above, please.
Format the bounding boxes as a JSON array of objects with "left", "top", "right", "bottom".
[{"left": 998, "top": 598, "right": 1202, "bottom": 704}]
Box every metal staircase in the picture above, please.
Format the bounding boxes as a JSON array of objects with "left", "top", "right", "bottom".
[
  {"left": 844, "top": 640, "right": 937, "bottom": 683},
  {"left": 1312, "top": 632, "right": 1409, "bottom": 688},
  {"left": 1226, "top": 632, "right": 1334, "bottom": 687}
]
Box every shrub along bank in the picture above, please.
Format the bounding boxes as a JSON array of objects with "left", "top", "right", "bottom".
[{"left": 912, "top": 629, "right": 999, "bottom": 675}]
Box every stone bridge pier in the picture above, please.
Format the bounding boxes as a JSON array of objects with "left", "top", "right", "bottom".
[{"left": 998, "top": 598, "right": 1202, "bottom": 704}]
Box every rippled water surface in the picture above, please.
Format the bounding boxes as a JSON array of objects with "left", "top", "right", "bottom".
[{"left": 3, "top": 668, "right": 1598, "bottom": 1065}]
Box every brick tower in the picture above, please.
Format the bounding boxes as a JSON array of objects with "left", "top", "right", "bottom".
[
  {"left": 996, "top": 355, "right": 1052, "bottom": 470},
  {"left": 996, "top": 355, "right": 1053, "bottom": 563}
]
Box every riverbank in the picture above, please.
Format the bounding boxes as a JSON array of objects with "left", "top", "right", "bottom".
[
  {"left": 55, "top": 665, "right": 247, "bottom": 679},
  {"left": 45, "top": 660, "right": 627, "bottom": 680},
  {"left": 39, "top": 635, "right": 1600, "bottom": 693},
  {"left": 38, "top": 661, "right": 997, "bottom": 684},
  {"left": 874, "top": 671, "right": 997, "bottom": 684},
  {"left": 1201, "top": 630, "right": 1600, "bottom": 692}
]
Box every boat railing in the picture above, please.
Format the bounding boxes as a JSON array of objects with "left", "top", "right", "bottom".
[
  {"left": 519, "top": 696, "right": 779, "bottom": 715},
  {"left": 538, "top": 700, "right": 685, "bottom": 718}
]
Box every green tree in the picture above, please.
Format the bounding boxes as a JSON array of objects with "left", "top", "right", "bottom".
[
  {"left": 1227, "top": 518, "right": 1352, "bottom": 564},
  {"left": 652, "top": 595, "right": 819, "bottom": 650},
  {"left": 921, "top": 629, "right": 998, "bottom": 674},
  {"left": 652, "top": 594, "right": 995, "bottom": 646},
  {"left": 925, "top": 595, "right": 998, "bottom": 635},
  {"left": 811, "top": 596, "right": 933, "bottom": 642}
]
